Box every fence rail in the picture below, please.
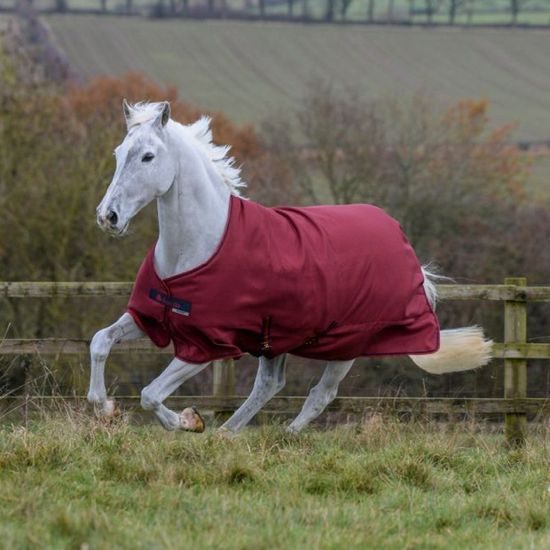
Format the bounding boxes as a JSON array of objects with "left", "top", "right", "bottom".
[
  {"left": 1, "top": 278, "right": 549, "bottom": 445},
  {"left": 3, "top": 281, "right": 550, "bottom": 301},
  {"left": 2, "top": 338, "right": 550, "bottom": 360}
]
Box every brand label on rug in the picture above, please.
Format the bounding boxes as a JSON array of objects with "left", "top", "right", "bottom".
[{"left": 149, "top": 288, "right": 191, "bottom": 316}]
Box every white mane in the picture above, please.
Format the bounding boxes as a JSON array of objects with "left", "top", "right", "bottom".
[
  {"left": 185, "top": 117, "right": 246, "bottom": 197},
  {"left": 125, "top": 102, "right": 246, "bottom": 196}
]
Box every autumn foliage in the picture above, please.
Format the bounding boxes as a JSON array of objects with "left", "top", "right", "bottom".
[
  {"left": 259, "top": 87, "right": 531, "bottom": 283},
  {"left": 65, "top": 72, "right": 261, "bottom": 162},
  {"left": 0, "top": 70, "right": 263, "bottom": 351}
]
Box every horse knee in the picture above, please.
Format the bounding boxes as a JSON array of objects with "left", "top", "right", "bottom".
[
  {"left": 90, "top": 330, "right": 111, "bottom": 363},
  {"left": 141, "top": 386, "right": 160, "bottom": 411}
]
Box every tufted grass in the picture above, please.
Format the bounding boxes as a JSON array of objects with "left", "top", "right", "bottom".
[{"left": 0, "top": 411, "right": 548, "bottom": 548}]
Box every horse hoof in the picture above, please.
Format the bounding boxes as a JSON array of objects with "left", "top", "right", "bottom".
[
  {"left": 180, "top": 407, "right": 205, "bottom": 433},
  {"left": 98, "top": 399, "right": 118, "bottom": 418}
]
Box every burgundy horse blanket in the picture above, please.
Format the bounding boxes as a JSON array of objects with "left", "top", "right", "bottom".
[{"left": 128, "top": 196, "right": 439, "bottom": 364}]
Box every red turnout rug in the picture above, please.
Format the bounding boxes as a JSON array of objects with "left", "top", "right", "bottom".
[{"left": 128, "top": 196, "right": 439, "bottom": 363}]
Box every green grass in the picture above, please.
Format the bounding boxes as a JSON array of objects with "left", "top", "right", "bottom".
[
  {"left": 0, "top": 412, "right": 549, "bottom": 548},
  {"left": 43, "top": 15, "right": 550, "bottom": 143}
]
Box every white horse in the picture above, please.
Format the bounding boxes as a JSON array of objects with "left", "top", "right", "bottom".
[{"left": 88, "top": 101, "right": 492, "bottom": 434}]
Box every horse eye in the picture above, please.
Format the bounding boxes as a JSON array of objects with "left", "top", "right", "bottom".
[{"left": 142, "top": 153, "right": 155, "bottom": 163}]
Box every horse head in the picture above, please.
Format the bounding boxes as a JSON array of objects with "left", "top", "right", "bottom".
[{"left": 96, "top": 100, "right": 176, "bottom": 235}]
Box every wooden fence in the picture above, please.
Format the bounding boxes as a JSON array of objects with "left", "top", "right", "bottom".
[{"left": 1, "top": 277, "right": 549, "bottom": 445}]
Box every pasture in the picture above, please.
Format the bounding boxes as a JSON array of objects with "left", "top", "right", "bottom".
[
  {"left": 0, "top": 412, "right": 548, "bottom": 548},
  {"left": 44, "top": 15, "right": 550, "bottom": 143},
  {"left": 1, "top": 12, "right": 549, "bottom": 548}
]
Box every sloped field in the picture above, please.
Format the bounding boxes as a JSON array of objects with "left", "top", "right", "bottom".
[{"left": 45, "top": 15, "right": 550, "bottom": 142}]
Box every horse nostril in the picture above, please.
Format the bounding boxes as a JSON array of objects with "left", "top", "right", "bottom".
[{"left": 106, "top": 210, "right": 118, "bottom": 226}]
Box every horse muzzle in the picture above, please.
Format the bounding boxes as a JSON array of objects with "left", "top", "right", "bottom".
[{"left": 97, "top": 208, "right": 126, "bottom": 235}]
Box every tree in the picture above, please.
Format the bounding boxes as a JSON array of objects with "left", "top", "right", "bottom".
[
  {"left": 0, "top": 59, "right": 261, "bottom": 395},
  {"left": 424, "top": 0, "right": 446, "bottom": 23},
  {"left": 0, "top": 68, "right": 259, "bottom": 339},
  {"left": 341, "top": 0, "right": 354, "bottom": 20},
  {"left": 325, "top": 0, "right": 335, "bottom": 21},
  {"left": 367, "top": 0, "right": 375, "bottom": 22},
  {"left": 287, "top": 0, "right": 295, "bottom": 18},
  {"left": 466, "top": 0, "right": 475, "bottom": 25},
  {"left": 510, "top": 0, "right": 532, "bottom": 24},
  {"left": 425, "top": 0, "right": 434, "bottom": 23},
  {"left": 448, "top": 0, "right": 465, "bottom": 24},
  {"left": 409, "top": 0, "right": 416, "bottom": 19},
  {"left": 256, "top": 83, "right": 548, "bottom": 398},
  {"left": 387, "top": 0, "right": 395, "bottom": 22},
  {"left": 259, "top": 82, "right": 529, "bottom": 280}
]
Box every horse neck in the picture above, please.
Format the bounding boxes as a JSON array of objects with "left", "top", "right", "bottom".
[{"left": 154, "top": 135, "right": 231, "bottom": 279}]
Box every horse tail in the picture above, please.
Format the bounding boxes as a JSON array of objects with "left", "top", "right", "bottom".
[{"left": 409, "top": 268, "right": 493, "bottom": 375}]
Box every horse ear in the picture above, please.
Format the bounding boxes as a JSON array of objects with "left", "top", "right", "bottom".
[
  {"left": 159, "top": 101, "right": 171, "bottom": 127},
  {"left": 122, "top": 99, "right": 131, "bottom": 125}
]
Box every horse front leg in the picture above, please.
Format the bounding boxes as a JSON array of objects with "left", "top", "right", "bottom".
[
  {"left": 140, "top": 358, "right": 210, "bottom": 431},
  {"left": 287, "top": 359, "right": 354, "bottom": 434},
  {"left": 219, "top": 354, "right": 288, "bottom": 434},
  {"left": 87, "top": 312, "right": 143, "bottom": 416}
]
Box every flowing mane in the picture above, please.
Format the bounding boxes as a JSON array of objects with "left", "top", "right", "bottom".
[
  {"left": 185, "top": 116, "right": 246, "bottom": 197},
  {"left": 125, "top": 102, "right": 246, "bottom": 196}
]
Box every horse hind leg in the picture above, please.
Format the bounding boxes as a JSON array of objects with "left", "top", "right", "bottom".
[
  {"left": 220, "top": 354, "right": 288, "bottom": 434},
  {"left": 287, "top": 359, "right": 354, "bottom": 434}
]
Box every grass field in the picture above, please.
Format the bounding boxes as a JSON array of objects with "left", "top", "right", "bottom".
[
  {"left": 44, "top": 15, "right": 550, "bottom": 143},
  {"left": 0, "top": 412, "right": 549, "bottom": 548}
]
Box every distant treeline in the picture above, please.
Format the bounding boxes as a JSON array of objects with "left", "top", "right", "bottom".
[{"left": 2, "top": 0, "right": 550, "bottom": 26}]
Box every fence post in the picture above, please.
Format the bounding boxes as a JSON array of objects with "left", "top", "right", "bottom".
[
  {"left": 213, "top": 358, "right": 235, "bottom": 424},
  {"left": 504, "top": 277, "right": 527, "bottom": 447}
]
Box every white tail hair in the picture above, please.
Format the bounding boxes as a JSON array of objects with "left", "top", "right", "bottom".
[{"left": 410, "top": 268, "right": 493, "bottom": 374}]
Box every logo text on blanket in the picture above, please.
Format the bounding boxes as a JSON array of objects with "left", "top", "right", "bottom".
[{"left": 149, "top": 288, "right": 192, "bottom": 316}]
